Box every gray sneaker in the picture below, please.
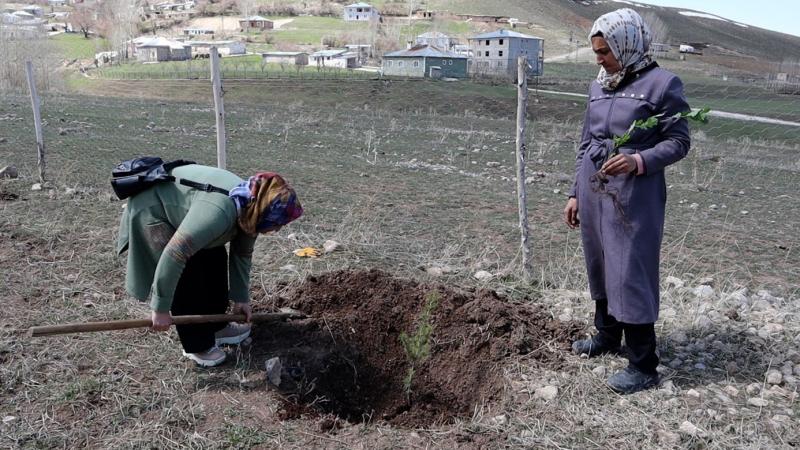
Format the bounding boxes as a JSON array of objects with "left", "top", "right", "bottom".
[
  {"left": 215, "top": 322, "right": 251, "bottom": 345},
  {"left": 607, "top": 366, "right": 660, "bottom": 394},
  {"left": 183, "top": 346, "right": 226, "bottom": 367}
]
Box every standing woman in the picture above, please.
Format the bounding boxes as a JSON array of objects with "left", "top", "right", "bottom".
[
  {"left": 564, "top": 8, "right": 690, "bottom": 394},
  {"left": 117, "top": 165, "right": 303, "bottom": 367}
]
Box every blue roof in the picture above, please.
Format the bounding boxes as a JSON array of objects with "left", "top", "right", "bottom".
[
  {"left": 469, "top": 29, "right": 543, "bottom": 40},
  {"left": 384, "top": 45, "right": 466, "bottom": 59}
]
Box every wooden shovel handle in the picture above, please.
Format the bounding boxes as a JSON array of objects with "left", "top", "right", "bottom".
[{"left": 29, "top": 312, "right": 305, "bottom": 337}]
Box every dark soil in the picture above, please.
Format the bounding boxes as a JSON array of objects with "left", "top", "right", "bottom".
[{"left": 248, "top": 269, "right": 581, "bottom": 428}]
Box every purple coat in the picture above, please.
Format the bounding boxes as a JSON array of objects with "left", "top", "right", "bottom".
[{"left": 569, "top": 64, "right": 691, "bottom": 324}]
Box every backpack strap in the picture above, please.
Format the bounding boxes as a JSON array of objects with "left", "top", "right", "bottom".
[{"left": 178, "top": 178, "right": 230, "bottom": 195}]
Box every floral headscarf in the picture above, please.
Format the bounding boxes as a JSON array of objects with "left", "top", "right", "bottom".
[
  {"left": 229, "top": 172, "right": 303, "bottom": 235},
  {"left": 590, "top": 8, "right": 653, "bottom": 90}
]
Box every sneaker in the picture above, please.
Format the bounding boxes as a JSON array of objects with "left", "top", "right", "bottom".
[
  {"left": 571, "top": 336, "right": 622, "bottom": 357},
  {"left": 183, "top": 346, "right": 226, "bottom": 367},
  {"left": 215, "top": 322, "right": 251, "bottom": 345},
  {"left": 607, "top": 366, "right": 660, "bottom": 394}
]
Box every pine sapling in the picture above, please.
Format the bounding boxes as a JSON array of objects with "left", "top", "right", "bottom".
[{"left": 399, "top": 291, "right": 440, "bottom": 401}]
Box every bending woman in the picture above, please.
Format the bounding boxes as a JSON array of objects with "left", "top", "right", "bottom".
[
  {"left": 564, "top": 8, "right": 690, "bottom": 394},
  {"left": 117, "top": 165, "right": 303, "bottom": 367}
]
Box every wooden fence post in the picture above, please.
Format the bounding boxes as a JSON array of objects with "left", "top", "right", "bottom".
[
  {"left": 25, "top": 61, "right": 46, "bottom": 184},
  {"left": 515, "top": 56, "right": 532, "bottom": 280},
  {"left": 210, "top": 47, "right": 227, "bottom": 169}
]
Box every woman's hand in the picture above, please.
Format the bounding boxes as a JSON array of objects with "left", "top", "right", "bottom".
[
  {"left": 601, "top": 154, "right": 637, "bottom": 176},
  {"left": 151, "top": 311, "right": 172, "bottom": 332},
  {"left": 232, "top": 303, "right": 252, "bottom": 323},
  {"left": 564, "top": 197, "right": 579, "bottom": 229}
]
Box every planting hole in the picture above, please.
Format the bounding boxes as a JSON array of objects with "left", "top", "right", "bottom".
[{"left": 248, "top": 270, "right": 581, "bottom": 427}]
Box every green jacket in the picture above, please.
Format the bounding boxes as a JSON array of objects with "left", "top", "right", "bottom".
[{"left": 116, "top": 165, "right": 257, "bottom": 312}]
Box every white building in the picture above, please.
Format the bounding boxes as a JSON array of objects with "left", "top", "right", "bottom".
[
  {"left": 262, "top": 51, "right": 308, "bottom": 66},
  {"left": 415, "top": 31, "right": 454, "bottom": 50},
  {"left": 183, "top": 27, "right": 214, "bottom": 37},
  {"left": 310, "top": 49, "right": 359, "bottom": 68},
  {"left": 343, "top": 2, "right": 379, "bottom": 22},
  {"left": 186, "top": 40, "right": 246, "bottom": 58},
  {"left": 468, "top": 29, "right": 544, "bottom": 78}
]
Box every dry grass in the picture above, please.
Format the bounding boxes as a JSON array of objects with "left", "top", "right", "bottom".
[{"left": 1, "top": 78, "right": 799, "bottom": 447}]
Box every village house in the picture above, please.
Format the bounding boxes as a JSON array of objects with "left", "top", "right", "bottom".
[
  {"left": 186, "top": 40, "right": 246, "bottom": 58},
  {"left": 183, "top": 27, "right": 214, "bottom": 37},
  {"left": 310, "top": 49, "right": 359, "bottom": 69},
  {"left": 344, "top": 44, "right": 371, "bottom": 64},
  {"left": 343, "top": 2, "right": 379, "bottom": 22},
  {"left": 21, "top": 5, "right": 43, "bottom": 17},
  {"left": 48, "top": 0, "right": 68, "bottom": 7},
  {"left": 262, "top": 51, "right": 308, "bottom": 66},
  {"left": 468, "top": 29, "right": 544, "bottom": 78},
  {"left": 415, "top": 31, "right": 455, "bottom": 50},
  {"left": 239, "top": 15, "right": 273, "bottom": 31},
  {"left": 382, "top": 44, "right": 467, "bottom": 79},
  {"left": 134, "top": 36, "right": 191, "bottom": 62}
]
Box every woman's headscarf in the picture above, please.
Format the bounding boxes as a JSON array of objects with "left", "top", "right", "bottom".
[
  {"left": 590, "top": 8, "right": 653, "bottom": 90},
  {"left": 229, "top": 172, "right": 303, "bottom": 235}
]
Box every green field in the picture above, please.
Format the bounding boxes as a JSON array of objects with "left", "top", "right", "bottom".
[{"left": 51, "top": 33, "right": 108, "bottom": 60}]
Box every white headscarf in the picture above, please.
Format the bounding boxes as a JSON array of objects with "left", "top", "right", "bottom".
[{"left": 590, "top": 8, "right": 653, "bottom": 90}]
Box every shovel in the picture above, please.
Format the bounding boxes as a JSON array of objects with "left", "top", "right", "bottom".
[{"left": 29, "top": 310, "right": 306, "bottom": 337}]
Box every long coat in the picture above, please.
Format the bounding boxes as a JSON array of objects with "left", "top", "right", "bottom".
[
  {"left": 117, "top": 165, "right": 256, "bottom": 313},
  {"left": 569, "top": 64, "right": 690, "bottom": 324}
]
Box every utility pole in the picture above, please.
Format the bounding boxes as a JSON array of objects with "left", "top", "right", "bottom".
[{"left": 515, "top": 56, "right": 532, "bottom": 280}]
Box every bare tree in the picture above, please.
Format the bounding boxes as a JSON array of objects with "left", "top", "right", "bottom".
[
  {"left": 642, "top": 12, "right": 669, "bottom": 45},
  {"left": 71, "top": 5, "right": 96, "bottom": 39},
  {"left": 237, "top": 0, "right": 257, "bottom": 17}
]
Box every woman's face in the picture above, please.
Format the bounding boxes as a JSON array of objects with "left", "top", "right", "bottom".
[{"left": 592, "top": 36, "right": 622, "bottom": 74}]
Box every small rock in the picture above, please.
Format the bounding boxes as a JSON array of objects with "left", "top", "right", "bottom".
[
  {"left": 740, "top": 210, "right": 749, "bottom": 215},
  {"left": 746, "top": 383, "right": 761, "bottom": 395},
  {"left": 279, "top": 264, "right": 297, "bottom": 272},
  {"left": 724, "top": 385, "right": 740, "bottom": 397},
  {"left": 679, "top": 420, "right": 704, "bottom": 437},
  {"left": 659, "top": 380, "right": 676, "bottom": 395},
  {"left": 689, "top": 202, "right": 699, "bottom": 209},
  {"left": 64, "top": 187, "right": 77, "bottom": 197},
  {"left": 322, "top": 240, "right": 340, "bottom": 253},
  {"left": 2, "top": 416, "right": 16, "bottom": 424},
  {"left": 592, "top": 366, "right": 607, "bottom": 377},
  {"left": 31, "top": 183, "right": 42, "bottom": 191},
  {"left": 668, "top": 358, "right": 683, "bottom": 369},
  {"left": 553, "top": 188, "right": 561, "bottom": 194},
  {"left": 709, "top": 204, "right": 718, "bottom": 210},
  {"left": 490, "top": 414, "right": 507, "bottom": 426},
  {"left": 766, "top": 370, "right": 783, "bottom": 385},
  {"left": 670, "top": 330, "right": 688, "bottom": 344},
  {"left": 426, "top": 267, "right": 444, "bottom": 277},
  {"left": 657, "top": 430, "right": 680, "bottom": 445},
  {"left": 265, "top": 357, "right": 282, "bottom": 386},
  {"left": 534, "top": 385, "right": 558, "bottom": 401},
  {"left": 692, "top": 285, "right": 714, "bottom": 299},
  {"left": 0, "top": 137, "right": 6, "bottom": 143},
  {"left": 758, "top": 324, "right": 784, "bottom": 339},
  {"left": 686, "top": 389, "right": 701, "bottom": 399},
  {"left": 0, "top": 165, "right": 18, "bottom": 178},
  {"left": 486, "top": 161, "right": 501, "bottom": 168},
  {"left": 747, "top": 397, "right": 768, "bottom": 407},
  {"left": 694, "top": 363, "right": 707, "bottom": 370},
  {"left": 286, "top": 233, "right": 298, "bottom": 241},
  {"left": 473, "top": 270, "right": 493, "bottom": 281}
]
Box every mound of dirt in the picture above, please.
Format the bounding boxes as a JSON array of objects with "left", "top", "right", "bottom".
[{"left": 249, "top": 269, "right": 581, "bottom": 428}]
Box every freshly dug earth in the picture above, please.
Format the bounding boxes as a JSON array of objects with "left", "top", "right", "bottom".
[{"left": 248, "top": 270, "right": 581, "bottom": 428}]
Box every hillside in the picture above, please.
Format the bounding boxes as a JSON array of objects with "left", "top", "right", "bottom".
[{"left": 423, "top": 0, "right": 800, "bottom": 66}]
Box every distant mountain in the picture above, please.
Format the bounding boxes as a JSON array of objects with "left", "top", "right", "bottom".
[{"left": 425, "top": 0, "right": 800, "bottom": 63}]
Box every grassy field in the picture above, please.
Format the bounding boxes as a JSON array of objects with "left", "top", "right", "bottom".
[
  {"left": 51, "top": 33, "right": 108, "bottom": 60},
  {"left": 270, "top": 16, "right": 369, "bottom": 46},
  {"left": 94, "top": 56, "right": 379, "bottom": 81},
  {"left": 1, "top": 77, "right": 799, "bottom": 448}
]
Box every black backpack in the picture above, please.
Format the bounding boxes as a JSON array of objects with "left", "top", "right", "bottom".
[{"left": 111, "top": 156, "right": 229, "bottom": 200}]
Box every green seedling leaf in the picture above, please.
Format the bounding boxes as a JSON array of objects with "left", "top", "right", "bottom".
[{"left": 612, "top": 108, "right": 710, "bottom": 150}]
